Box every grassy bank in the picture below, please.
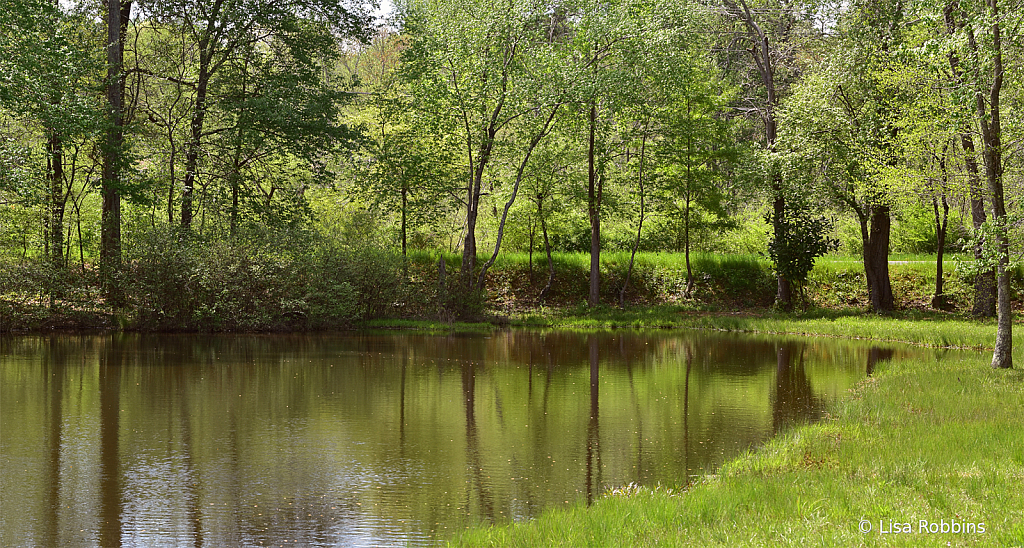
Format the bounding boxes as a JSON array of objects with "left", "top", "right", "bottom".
[
  {"left": 452, "top": 335, "right": 1024, "bottom": 547},
  {"left": 512, "top": 305, "right": 1024, "bottom": 350}
]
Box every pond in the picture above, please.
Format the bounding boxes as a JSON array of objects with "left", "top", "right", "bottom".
[{"left": 1, "top": 330, "right": 942, "bottom": 547}]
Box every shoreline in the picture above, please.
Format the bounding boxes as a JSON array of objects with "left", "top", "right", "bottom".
[{"left": 448, "top": 320, "right": 1023, "bottom": 547}]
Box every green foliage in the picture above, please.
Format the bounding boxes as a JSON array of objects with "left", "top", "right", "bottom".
[
  {"left": 314, "top": 242, "right": 407, "bottom": 319},
  {"left": 121, "top": 228, "right": 409, "bottom": 330},
  {"left": 766, "top": 199, "right": 840, "bottom": 289},
  {"left": 956, "top": 215, "right": 1024, "bottom": 278}
]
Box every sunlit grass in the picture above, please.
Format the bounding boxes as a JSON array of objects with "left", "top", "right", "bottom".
[{"left": 513, "top": 306, "right": 1021, "bottom": 350}]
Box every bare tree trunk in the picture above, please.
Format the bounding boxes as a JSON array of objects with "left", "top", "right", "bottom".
[
  {"left": 47, "top": 131, "right": 65, "bottom": 269},
  {"left": 931, "top": 194, "right": 949, "bottom": 308},
  {"left": 963, "top": 138, "right": 996, "bottom": 316},
  {"left": 588, "top": 102, "right": 601, "bottom": 307},
  {"left": 538, "top": 194, "right": 555, "bottom": 301},
  {"left": 528, "top": 215, "right": 534, "bottom": 285},
  {"left": 684, "top": 195, "right": 694, "bottom": 299},
  {"left": 101, "top": 0, "right": 131, "bottom": 302},
  {"left": 477, "top": 105, "right": 559, "bottom": 288},
  {"left": 859, "top": 205, "right": 894, "bottom": 313},
  {"left": 931, "top": 151, "right": 951, "bottom": 309},
  {"left": 181, "top": 55, "right": 210, "bottom": 231},
  {"left": 620, "top": 128, "right": 648, "bottom": 307}
]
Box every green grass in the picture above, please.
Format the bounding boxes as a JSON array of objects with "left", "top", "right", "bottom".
[
  {"left": 513, "top": 306, "right": 1021, "bottom": 350},
  {"left": 451, "top": 345, "right": 1024, "bottom": 547}
]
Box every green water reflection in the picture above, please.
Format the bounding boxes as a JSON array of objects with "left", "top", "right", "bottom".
[{"left": 1, "top": 331, "right": 926, "bottom": 546}]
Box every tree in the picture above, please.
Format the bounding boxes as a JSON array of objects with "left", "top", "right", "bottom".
[
  {"left": 559, "top": 0, "right": 660, "bottom": 306},
  {"left": 765, "top": 194, "right": 838, "bottom": 301},
  {"left": 957, "top": 0, "right": 1013, "bottom": 368},
  {"left": 942, "top": 0, "right": 996, "bottom": 316},
  {"left": 721, "top": 0, "right": 811, "bottom": 308},
  {"left": 136, "top": 0, "right": 367, "bottom": 232},
  {"left": 651, "top": 51, "right": 739, "bottom": 298},
  {"left": 402, "top": 0, "right": 568, "bottom": 290},
  {"left": 779, "top": 0, "right": 920, "bottom": 313},
  {"left": 0, "top": 0, "right": 102, "bottom": 271},
  {"left": 345, "top": 30, "right": 459, "bottom": 263},
  {"left": 101, "top": 0, "right": 132, "bottom": 299}
]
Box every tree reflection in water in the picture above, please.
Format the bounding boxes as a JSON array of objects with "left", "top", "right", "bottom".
[{"left": 0, "top": 331, "right": 914, "bottom": 547}]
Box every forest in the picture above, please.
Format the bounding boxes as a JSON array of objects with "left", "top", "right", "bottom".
[{"left": 0, "top": 0, "right": 1020, "bottom": 363}]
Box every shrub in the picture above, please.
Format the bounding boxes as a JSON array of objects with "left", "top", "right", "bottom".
[{"left": 122, "top": 229, "right": 408, "bottom": 330}]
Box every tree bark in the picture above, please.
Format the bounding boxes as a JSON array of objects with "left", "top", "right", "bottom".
[
  {"left": 968, "top": 0, "right": 1012, "bottom": 368},
  {"left": 180, "top": 47, "right": 211, "bottom": 231},
  {"left": 47, "top": 130, "right": 65, "bottom": 269},
  {"left": 944, "top": 1, "right": 996, "bottom": 316},
  {"left": 477, "top": 104, "right": 559, "bottom": 289},
  {"left": 620, "top": 127, "right": 648, "bottom": 307},
  {"left": 101, "top": 0, "right": 131, "bottom": 301},
  {"left": 962, "top": 136, "right": 996, "bottom": 316},
  {"left": 587, "top": 102, "right": 601, "bottom": 307},
  {"left": 860, "top": 204, "right": 894, "bottom": 312},
  {"left": 458, "top": 112, "right": 498, "bottom": 289},
  {"left": 538, "top": 194, "right": 555, "bottom": 301},
  {"left": 931, "top": 194, "right": 949, "bottom": 308}
]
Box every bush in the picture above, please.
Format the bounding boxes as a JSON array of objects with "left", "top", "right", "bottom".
[
  {"left": 123, "top": 229, "right": 406, "bottom": 330},
  {"left": 126, "top": 231, "right": 291, "bottom": 330},
  {"left": 312, "top": 243, "right": 406, "bottom": 320}
]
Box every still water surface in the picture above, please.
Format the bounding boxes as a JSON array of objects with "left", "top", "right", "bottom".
[{"left": 2, "top": 330, "right": 934, "bottom": 546}]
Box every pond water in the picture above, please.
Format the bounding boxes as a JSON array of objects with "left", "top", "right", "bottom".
[{"left": 1, "top": 330, "right": 940, "bottom": 547}]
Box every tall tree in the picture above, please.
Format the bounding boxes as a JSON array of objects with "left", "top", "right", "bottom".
[
  {"left": 345, "top": 30, "right": 458, "bottom": 262},
  {"left": 562, "top": 0, "right": 658, "bottom": 306},
  {"left": 137, "top": 0, "right": 367, "bottom": 232},
  {"left": 402, "top": 0, "right": 568, "bottom": 289},
  {"left": 0, "top": 0, "right": 102, "bottom": 271},
  {"left": 779, "top": 0, "right": 918, "bottom": 313},
  {"left": 780, "top": 59, "right": 903, "bottom": 313},
  {"left": 943, "top": 0, "right": 996, "bottom": 316},
  {"left": 959, "top": 0, "right": 1013, "bottom": 367},
  {"left": 101, "top": 0, "right": 132, "bottom": 299},
  {"left": 652, "top": 52, "right": 738, "bottom": 298},
  {"left": 721, "top": 0, "right": 806, "bottom": 307}
]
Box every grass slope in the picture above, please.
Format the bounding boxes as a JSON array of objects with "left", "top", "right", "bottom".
[{"left": 451, "top": 323, "right": 1024, "bottom": 547}]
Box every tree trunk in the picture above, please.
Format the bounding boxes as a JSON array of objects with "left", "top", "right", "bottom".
[
  {"left": 181, "top": 54, "right": 210, "bottom": 231},
  {"left": 684, "top": 195, "right": 694, "bottom": 299},
  {"left": 588, "top": 102, "right": 601, "bottom": 307},
  {"left": 101, "top": 0, "right": 131, "bottom": 302},
  {"left": 476, "top": 105, "right": 559, "bottom": 289},
  {"left": 528, "top": 215, "right": 534, "bottom": 285},
  {"left": 47, "top": 130, "right": 65, "bottom": 269},
  {"left": 459, "top": 122, "right": 497, "bottom": 289},
  {"left": 962, "top": 137, "right": 996, "bottom": 316},
  {"left": 945, "top": 3, "right": 996, "bottom": 316},
  {"left": 970, "top": 0, "right": 1011, "bottom": 368},
  {"left": 401, "top": 184, "right": 408, "bottom": 277},
  {"left": 725, "top": 0, "right": 792, "bottom": 308},
  {"left": 931, "top": 194, "right": 949, "bottom": 308},
  {"left": 931, "top": 152, "right": 950, "bottom": 309},
  {"left": 166, "top": 126, "right": 176, "bottom": 225},
  {"left": 860, "top": 204, "right": 894, "bottom": 312},
  {"left": 620, "top": 129, "right": 648, "bottom": 307},
  {"left": 538, "top": 194, "right": 555, "bottom": 301}
]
